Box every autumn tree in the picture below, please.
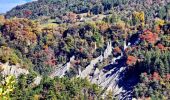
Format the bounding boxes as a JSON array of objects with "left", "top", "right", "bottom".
[
  {"left": 0, "top": 15, "right": 5, "bottom": 26},
  {"left": 0, "top": 75, "right": 16, "bottom": 100},
  {"left": 2, "top": 18, "right": 41, "bottom": 53},
  {"left": 132, "top": 11, "right": 145, "bottom": 26}
]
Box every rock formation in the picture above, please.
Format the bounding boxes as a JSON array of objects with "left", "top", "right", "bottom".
[{"left": 0, "top": 62, "right": 29, "bottom": 78}]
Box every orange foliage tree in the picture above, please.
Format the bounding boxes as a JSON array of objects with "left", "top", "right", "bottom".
[
  {"left": 126, "top": 55, "right": 137, "bottom": 66},
  {"left": 140, "top": 30, "right": 159, "bottom": 44},
  {"left": 2, "top": 18, "right": 41, "bottom": 47},
  {"left": 157, "top": 43, "right": 165, "bottom": 50}
]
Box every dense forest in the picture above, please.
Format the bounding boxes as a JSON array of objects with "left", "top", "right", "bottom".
[
  {"left": 0, "top": 0, "right": 170, "bottom": 100},
  {"left": 6, "top": 0, "right": 170, "bottom": 20}
]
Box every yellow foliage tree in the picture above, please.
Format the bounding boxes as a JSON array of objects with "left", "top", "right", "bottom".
[
  {"left": 0, "top": 75, "right": 16, "bottom": 100},
  {"left": 139, "top": 11, "right": 145, "bottom": 22},
  {"left": 133, "top": 11, "right": 145, "bottom": 26},
  {"left": 45, "top": 33, "right": 55, "bottom": 46},
  {"left": 116, "top": 20, "right": 126, "bottom": 30},
  {"left": 154, "top": 18, "right": 165, "bottom": 26},
  {"left": 0, "top": 15, "right": 5, "bottom": 25},
  {"left": 133, "top": 11, "right": 145, "bottom": 22},
  {"left": 33, "top": 95, "right": 40, "bottom": 100}
]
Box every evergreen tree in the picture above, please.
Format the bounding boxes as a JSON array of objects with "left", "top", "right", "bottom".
[
  {"left": 159, "top": 60, "right": 165, "bottom": 76},
  {"left": 153, "top": 58, "right": 160, "bottom": 72},
  {"left": 163, "top": 56, "right": 169, "bottom": 74}
]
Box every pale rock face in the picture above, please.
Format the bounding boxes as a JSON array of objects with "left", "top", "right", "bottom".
[
  {"left": 124, "top": 41, "right": 131, "bottom": 50},
  {"left": 91, "top": 52, "right": 123, "bottom": 83},
  {"left": 33, "top": 76, "right": 42, "bottom": 85},
  {"left": 79, "top": 41, "right": 127, "bottom": 97},
  {"left": 104, "top": 67, "right": 125, "bottom": 96},
  {"left": 93, "top": 68, "right": 100, "bottom": 76},
  {"left": 54, "top": 41, "right": 112, "bottom": 79},
  {"left": 0, "top": 62, "right": 29, "bottom": 78},
  {"left": 50, "top": 56, "right": 75, "bottom": 78},
  {"left": 78, "top": 66, "right": 82, "bottom": 76},
  {"left": 0, "top": 62, "right": 42, "bottom": 87},
  {"left": 82, "top": 42, "right": 126, "bottom": 97},
  {"left": 51, "top": 41, "right": 126, "bottom": 97},
  {"left": 103, "top": 41, "right": 112, "bottom": 59},
  {"left": 95, "top": 66, "right": 125, "bottom": 96},
  {"left": 111, "top": 52, "right": 123, "bottom": 64},
  {"left": 80, "top": 55, "right": 103, "bottom": 79},
  {"left": 132, "top": 98, "right": 137, "bottom": 100},
  {"left": 78, "top": 41, "right": 112, "bottom": 78}
]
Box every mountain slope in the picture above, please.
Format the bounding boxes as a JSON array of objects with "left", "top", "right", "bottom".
[
  {"left": 0, "top": 0, "right": 170, "bottom": 99},
  {"left": 5, "top": 0, "right": 170, "bottom": 20}
]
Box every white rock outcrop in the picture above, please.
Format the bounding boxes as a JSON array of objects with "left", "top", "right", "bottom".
[
  {"left": 0, "top": 62, "right": 29, "bottom": 78},
  {"left": 104, "top": 41, "right": 112, "bottom": 58},
  {"left": 51, "top": 41, "right": 127, "bottom": 98},
  {"left": 33, "top": 76, "right": 42, "bottom": 85},
  {"left": 124, "top": 40, "right": 131, "bottom": 50},
  {"left": 80, "top": 55, "right": 103, "bottom": 79},
  {"left": 78, "top": 41, "right": 112, "bottom": 78},
  {"left": 80, "top": 42, "right": 125, "bottom": 97},
  {"left": 50, "top": 56, "right": 75, "bottom": 78}
]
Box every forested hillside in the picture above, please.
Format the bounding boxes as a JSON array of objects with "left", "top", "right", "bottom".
[
  {"left": 0, "top": 0, "right": 170, "bottom": 100},
  {"left": 6, "top": 0, "right": 170, "bottom": 20}
]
